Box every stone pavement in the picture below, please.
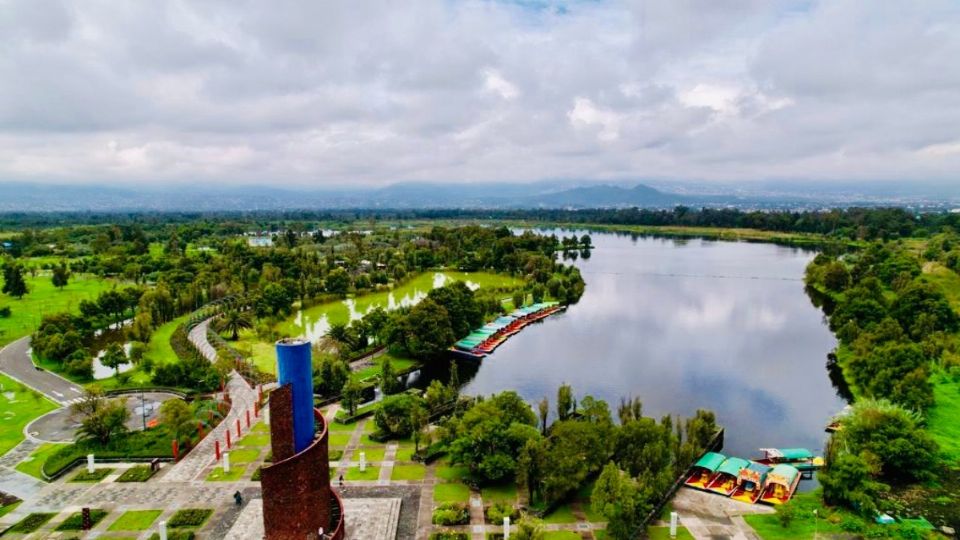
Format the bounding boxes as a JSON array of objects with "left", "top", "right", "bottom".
[
  {"left": 0, "top": 439, "right": 46, "bottom": 500},
  {"left": 671, "top": 486, "right": 772, "bottom": 540}
]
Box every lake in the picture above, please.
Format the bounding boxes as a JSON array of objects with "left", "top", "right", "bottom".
[{"left": 415, "top": 231, "right": 844, "bottom": 461}]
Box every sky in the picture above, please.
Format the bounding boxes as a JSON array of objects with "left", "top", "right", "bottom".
[{"left": 1, "top": 0, "right": 959, "bottom": 188}]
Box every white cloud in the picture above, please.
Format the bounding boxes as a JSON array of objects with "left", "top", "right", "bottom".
[{"left": 0, "top": 0, "right": 957, "bottom": 186}]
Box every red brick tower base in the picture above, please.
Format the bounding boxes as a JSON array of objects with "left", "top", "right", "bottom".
[{"left": 261, "top": 384, "right": 345, "bottom": 539}]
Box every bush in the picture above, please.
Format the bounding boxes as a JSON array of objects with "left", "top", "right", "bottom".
[
  {"left": 429, "top": 533, "right": 469, "bottom": 540},
  {"left": 148, "top": 532, "right": 195, "bottom": 540},
  {"left": 0, "top": 306, "right": 11, "bottom": 317},
  {"left": 485, "top": 502, "right": 519, "bottom": 524},
  {"left": 55, "top": 509, "right": 108, "bottom": 531},
  {"left": 69, "top": 468, "right": 114, "bottom": 483},
  {"left": 117, "top": 466, "right": 156, "bottom": 482},
  {"left": 8, "top": 513, "right": 56, "bottom": 534},
  {"left": 167, "top": 508, "right": 213, "bottom": 529},
  {"left": 44, "top": 428, "right": 173, "bottom": 478},
  {"left": 775, "top": 502, "right": 798, "bottom": 528},
  {"left": 432, "top": 502, "right": 470, "bottom": 526}
]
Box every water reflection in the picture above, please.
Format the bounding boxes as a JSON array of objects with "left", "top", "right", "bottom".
[{"left": 419, "top": 233, "right": 843, "bottom": 460}]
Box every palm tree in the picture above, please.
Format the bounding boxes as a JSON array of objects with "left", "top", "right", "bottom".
[{"left": 215, "top": 309, "right": 253, "bottom": 341}]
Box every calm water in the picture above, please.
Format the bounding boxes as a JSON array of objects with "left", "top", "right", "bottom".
[{"left": 416, "top": 231, "right": 844, "bottom": 460}]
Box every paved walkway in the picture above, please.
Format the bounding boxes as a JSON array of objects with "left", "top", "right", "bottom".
[
  {"left": 0, "top": 336, "right": 84, "bottom": 405},
  {"left": 671, "top": 487, "right": 771, "bottom": 540}
]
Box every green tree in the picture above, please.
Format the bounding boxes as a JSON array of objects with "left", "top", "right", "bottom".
[
  {"left": 325, "top": 267, "right": 351, "bottom": 296},
  {"left": 51, "top": 262, "right": 70, "bottom": 290},
  {"left": 822, "top": 261, "right": 850, "bottom": 291},
  {"left": 77, "top": 398, "right": 130, "bottom": 445},
  {"left": 537, "top": 397, "right": 549, "bottom": 435},
  {"left": 1, "top": 263, "right": 28, "bottom": 298},
  {"left": 341, "top": 378, "right": 363, "bottom": 416},
  {"left": 159, "top": 399, "right": 195, "bottom": 442},
  {"left": 392, "top": 299, "right": 455, "bottom": 360},
  {"left": 427, "top": 281, "right": 483, "bottom": 338},
  {"left": 836, "top": 399, "right": 938, "bottom": 482},
  {"left": 592, "top": 462, "right": 649, "bottom": 540},
  {"left": 99, "top": 343, "right": 128, "bottom": 376},
  {"left": 379, "top": 358, "right": 404, "bottom": 395},
  {"left": 373, "top": 393, "right": 425, "bottom": 439},
  {"left": 556, "top": 383, "right": 574, "bottom": 421},
  {"left": 215, "top": 309, "right": 254, "bottom": 341}
]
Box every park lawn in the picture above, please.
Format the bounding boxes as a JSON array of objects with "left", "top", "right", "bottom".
[
  {"left": 329, "top": 433, "right": 352, "bottom": 447},
  {"left": 394, "top": 444, "right": 416, "bottom": 462},
  {"left": 646, "top": 526, "right": 694, "bottom": 540},
  {"left": 541, "top": 532, "right": 581, "bottom": 540},
  {"left": 226, "top": 448, "right": 260, "bottom": 465},
  {"left": 15, "top": 442, "right": 69, "bottom": 480},
  {"left": 0, "top": 373, "right": 57, "bottom": 455},
  {"left": 278, "top": 271, "right": 523, "bottom": 339},
  {"left": 434, "top": 482, "right": 470, "bottom": 503},
  {"left": 206, "top": 464, "right": 247, "bottom": 481},
  {"left": 345, "top": 465, "right": 379, "bottom": 481},
  {"left": 229, "top": 329, "right": 277, "bottom": 375},
  {"left": 355, "top": 446, "right": 386, "bottom": 462},
  {"left": 143, "top": 314, "right": 190, "bottom": 366},
  {"left": 391, "top": 464, "right": 426, "bottom": 481},
  {"left": 237, "top": 432, "right": 270, "bottom": 447},
  {"left": 481, "top": 483, "right": 517, "bottom": 504},
  {"left": 928, "top": 377, "right": 960, "bottom": 464},
  {"left": 435, "top": 465, "right": 469, "bottom": 482},
  {"left": 328, "top": 420, "right": 356, "bottom": 432},
  {"left": 0, "top": 272, "right": 117, "bottom": 347},
  {"left": 351, "top": 352, "right": 419, "bottom": 383},
  {"left": 108, "top": 509, "right": 163, "bottom": 531},
  {"left": 542, "top": 503, "right": 577, "bottom": 524},
  {"left": 742, "top": 492, "right": 863, "bottom": 540},
  {"left": 0, "top": 501, "right": 21, "bottom": 519}
]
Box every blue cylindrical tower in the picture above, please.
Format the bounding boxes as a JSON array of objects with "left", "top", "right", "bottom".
[{"left": 276, "top": 338, "right": 315, "bottom": 453}]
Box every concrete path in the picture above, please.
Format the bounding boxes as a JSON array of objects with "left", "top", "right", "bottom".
[
  {"left": 671, "top": 487, "right": 770, "bottom": 540},
  {"left": 0, "top": 336, "right": 84, "bottom": 405}
]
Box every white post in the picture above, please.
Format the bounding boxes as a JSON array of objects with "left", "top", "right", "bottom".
[
  {"left": 359, "top": 451, "right": 366, "bottom": 473},
  {"left": 503, "top": 516, "right": 510, "bottom": 539},
  {"left": 86, "top": 454, "right": 95, "bottom": 474},
  {"left": 264, "top": 408, "right": 270, "bottom": 426},
  {"left": 159, "top": 520, "right": 168, "bottom": 540},
  {"left": 670, "top": 511, "right": 678, "bottom": 538},
  {"left": 223, "top": 451, "right": 231, "bottom": 473}
]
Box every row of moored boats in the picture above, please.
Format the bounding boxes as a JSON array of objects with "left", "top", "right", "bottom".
[
  {"left": 684, "top": 448, "right": 823, "bottom": 505},
  {"left": 451, "top": 302, "right": 566, "bottom": 359}
]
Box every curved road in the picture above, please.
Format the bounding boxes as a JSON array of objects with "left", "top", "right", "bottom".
[{"left": 0, "top": 336, "right": 85, "bottom": 405}]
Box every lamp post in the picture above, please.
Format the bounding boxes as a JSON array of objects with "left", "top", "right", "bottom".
[{"left": 140, "top": 387, "right": 147, "bottom": 431}]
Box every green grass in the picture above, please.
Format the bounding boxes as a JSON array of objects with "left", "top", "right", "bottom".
[
  {"left": 542, "top": 503, "right": 577, "bottom": 524},
  {"left": 436, "top": 465, "right": 469, "bottom": 482},
  {"left": 541, "top": 532, "right": 581, "bottom": 540},
  {"left": 434, "top": 482, "right": 471, "bottom": 503},
  {"left": 345, "top": 465, "right": 380, "bottom": 481},
  {"left": 328, "top": 420, "right": 356, "bottom": 432},
  {"left": 391, "top": 464, "right": 426, "bottom": 481},
  {"left": 351, "top": 352, "right": 419, "bottom": 382},
  {"left": 481, "top": 483, "right": 517, "bottom": 504},
  {"left": 69, "top": 467, "right": 114, "bottom": 482},
  {"left": 0, "top": 271, "right": 118, "bottom": 347},
  {"left": 646, "top": 526, "right": 694, "bottom": 540},
  {"left": 143, "top": 314, "right": 190, "bottom": 366},
  {"left": 742, "top": 492, "right": 862, "bottom": 540},
  {"left": 14, "top": 442, "right": 68, "bottom": 480},
  {"left": 929, "top": 377, "right": 960, "bottom": 463},
  {"left": 167, "top": 508, "right": 213, "bottom": 529},
  {"left": 329, "top": 433, "right": 352, "bottom": 446},
  {"left": 108, "top": 509, "right": 163, "bottom": 531},
  {"left": 394, "top": 444, "right": 416, "bottom": 462},
  {"left": 7, "top": 512, "right": 56, "bottom": 533},
  {"left": 237, "top": 432, "right": 270, "bottom": 447},
  {"left": 0, "top": 501, "right": 21, "bottom": 519},
  {"left": 55, "top": 509, "right": 108, "bottom": 531},
  {"left": 355, "top": 446, "right": 386, "bottom": 462},
  {"left": 229, "top": 328, "right": 278, "bottom": 374},
  {"left": 116, "top": 465, "right": 156, "bottom": 482},
  {"left": 0, "top": 373, "right": 57, "bottom": 456},
  {"left": 278, "top": 271, "right": 523, "bottom": 339},
  {"left": 225, "top": 448, "right": 260, "bottom": 464},
  {"left": 206, "top": 464, "right": 247, "bottom": 481}
]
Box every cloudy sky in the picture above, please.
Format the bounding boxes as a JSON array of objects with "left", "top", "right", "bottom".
[{"left": 1, "top": 0, "right": 959, "bottom": 187}]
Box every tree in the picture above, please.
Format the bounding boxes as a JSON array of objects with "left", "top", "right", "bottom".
[
  {"left": 373, "top": 393, "right": 425, "bottom": 439},
  {"left": 77, "top": 398, "right": 130, "bottom": 445},
  {"left": 215, "top": 309, "right": 254, "bottom": 341},
  {"left": 99, "top": 343, "right": 128, "bottom": 376},
  {"left": 51, "top": 262, "right": 70, "bottom": 290},
  {"left": 159, "top": 399, "right": 195, "bottom": 442},
  {"left": 379, "top": 358, "right": 404, "bottom": 395},
  {"left": 822, "top": 261, "right": 850, "bottom": 292},
  {"left": 1, "top": 263, "right": 28, "bottom": 298},
  {"left": 313, "top": 354, "right": 349, "bottom": 396},
  {"left": 819, "top": 449, "right": 883, "bottom": 517},
  {"left": 556, "top": 383, "right": 574, "bottom": 421},
  {"left": 836, "top": 399, "right": 938, "bottom": 482},
  {"left": 341, "top": 378, "right": 363, "bottom": 416},
  {"left": 592, "top": 463, "right": 649, "bottom": 540},
  {"left": 392, "top": 299, "right": 455, "bottom": 360},
  {"left": 512, "top": 290, "right": 525, "bottom": 309},
  {"left": 427, "top": 281, "right": 483, "bottom": 338},
  {"left": 537, "top": 397, "right": 549, "bottom": 435},
  {"left": 325, "top": 267, "right": 351, "bottom": 296},
  {"left": 70, "top": 386, "right": 106, "bottom": 419}
]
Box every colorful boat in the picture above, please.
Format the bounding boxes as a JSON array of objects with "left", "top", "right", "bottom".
[
  {"left": 449, "top": 302, "right": 565, "bottom": 359},
  {"left": 731, "top": 462, "right": 771, "bottom": 504},
  {"left": 685, "top": 452, "right": 727, "bottom": 490},
  {"left": 756, "top": 448, "right": 824, "bottom": 472},
  {"left": 759, "top": 464, "right": 802, "bottom": 505},
  {"left": 706, "top": 457, "right": 750, "bottom": 496}
]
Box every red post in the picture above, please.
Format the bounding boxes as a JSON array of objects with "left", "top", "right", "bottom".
[
  {"left": 172, "top": 439, "right": 180, "bottom": 461},
  {"left": 226, "top": 431, "right": 232, "bottom": 449},
  {"left": 197, "top": 422, "right": 204, "bottom": 440},
  {"left": 254, "top": 402, "right": 260, "bottom": 418},
  {"left": 258, "top": 385, "right": 263, "bottom": 403},
  {"left": 215, "top": 439, "right": 221, "bottom": 461},
  {"left": 246, "top": 409, "right": 251, "bottom": 428}
]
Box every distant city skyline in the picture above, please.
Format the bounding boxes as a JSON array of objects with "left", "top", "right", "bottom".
[{"left": 1, "top": 1, "right": 959, "bottom": 187}]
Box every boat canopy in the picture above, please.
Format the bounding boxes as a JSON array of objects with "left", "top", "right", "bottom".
[
  {"left": 739, "top": 462, "right": 772, "bottom": 484},
  {"left": 761, "top": 448, "right": 814, "bottom": 460},
  {"left": 716, "top": 457, "right": 750, "bottom": 477},
  {"left": 766, "top": 464, "right": 800, "bottom": 487},
  {"left": 693, "top": 452, "right": 727, "bottom": 472}
]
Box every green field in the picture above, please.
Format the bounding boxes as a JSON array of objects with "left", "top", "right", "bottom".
[
  {"left": 0, "top": 373, "right": 57, "bottom": 456},
  {"left": 15, "top": 442, "right": 69, "bottom": 480},
  {"left": 929, "top": 378, "right": 960, "bottom": 463},
  {"left": 108, "top": 510, "right": 163, "bottom": 532},
  {"left": 144, "top": 314, "right": 191, "bottom": 366},
  {"left": 277, "top": 271, "right": 523, "bottom": 340},
  {"left": 0, "top": 272, "right": 118, "bottom": 347}
]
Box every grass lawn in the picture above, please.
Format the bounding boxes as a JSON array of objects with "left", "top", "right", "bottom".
[
  {"left": 742, "top": 492, "right": 858, "bottom": 540},
  {"left": 394, "top": 444, "right": 416, "bottom": 462},
  {"left": 229, "top": 329, "right": 277, "bottom": 375},
  {"left": 542, "top": 503, "right": 577, "bottom": 524},
  {"left": 647, "top": 526, "right": 695, "bottom": 540},
  {"left": 351, "top": 352, "right": 419, "bottom": 383},
  {"left": 328, "top": 420, "right": 357, "bottom": 432},
  {"left": 56, "top": 509, "right": 108, "bottom": 531},
  {"left": 0, "top": 373, "right": 57, "bottom": 456},
  {"left": 15, "top": 442, "right": 69, "bottom": 480},
  {"left": 278, "top": 271, "right": 523, "bottom": 339},
  {"left": 206, "top": 464, "right": 247, "bottom": 481},
  {"left": 541, "top": 532, "right": 581, "bottom": 540},
  {"left": 434, "top": 482, "right": 471, "bottom": 503},
  {"left": 435, "top": 465, "right": 469, "bottom": 482},
  {"left": 143, "top": 314, "right": 190, "bottom": 366},
  {"left": 237, "top": 432, "right": 270, "bottom": 447},
  {"left": 0, "top": 272, "right": 118, "bottom": 347},
  {"left": 329, "top": 433, "right": 352, "bottom": 447},
  {"left": 7, "top": 512, "right": 56, "bottom": 534},
  {"left": 929, "top": 377, "right": 960, "bottom": 464},
  {"left": 355, "top": 446, "right": 386, "bottom": 462},
  {"left": 391, "top": 464, "right": 426, "bottom": 481},
  {"left": 69, "top": 467, "right": 114, "bottom": 483},
  {"left": 481, "top": 483, "right": 517, "bottom": 504},
  {"left": 225, "top": 448, "right": 261, "bottom": 465},
  {"left": 0, "top": 501, "right": 21, "bottom": 519},
  {"left": 345, "top": 465, "right": 380, "bottom": 481}
]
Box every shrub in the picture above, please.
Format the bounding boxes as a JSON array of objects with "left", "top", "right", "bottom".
[
  {"left": 148, "top": 532, "right": 195, "bottom": 540},
  {"left": 117, "top": 466, "right": 156, "bottom": 482},
  {"left": 69, "top": 468, "right": 114, "bottom": 483},
  {"left": 167, "top": 508, "right": 213, "bottom": 529},
  {"left": 0, "top": 306, "right": 11, "bottom": 317},
  {"left": 429, "top": 533, "right": 469, "bottom": 540},
  {"left": 432, "top": 502, "right": 470, "bottom": 526},
  {"left": 55, "top": 509, "right": 108, "bottom": 531},
  {"left": 485, "top": 502, "right": 519, "bottom": 524},
  {"left": 775, "top": 502, "right": 798, "bottom": 528},
  {"left": 8, "top": 513, "right": 56, "bottom": 533}
]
